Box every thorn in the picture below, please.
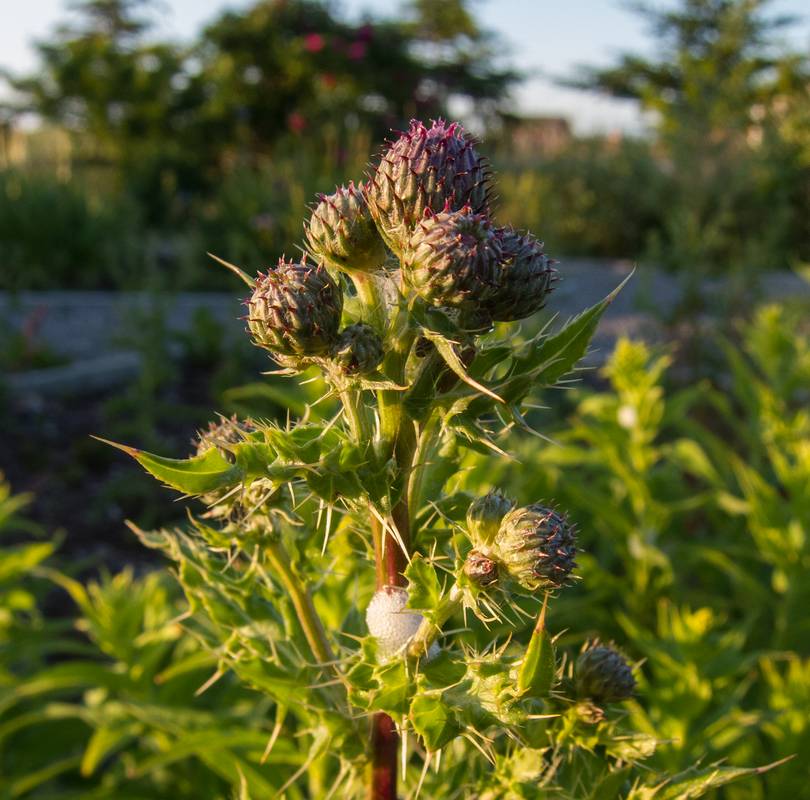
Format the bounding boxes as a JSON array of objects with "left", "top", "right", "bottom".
[
  {"left": 90, "top": 434, "right": 140, "bottom": 457},
  {"left": 207, "top": 252, "right": 256, "bottom": 288}
]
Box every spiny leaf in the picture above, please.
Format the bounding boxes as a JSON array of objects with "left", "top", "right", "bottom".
[
  {"left": 207, "top": 252, "right": 256, "bottom": 288},
  {"left": 517, "top": 595, "right": 555, "bottom": 697},
  {"left": 649, "top": 757, "right": 794, "bottom": 799},
  {"left": 94, "top": 437, "right": 240, "bottom": 494},
  {"left": 500, "top": 271, "right": 633, "bottom": 402},
  {"left": 410, "top": 693, "right": 461, "bottom": 752},
  {"left": 423, "top": 330, "right": 504, "bottom": 403},
  {"left": 405, "top": 555, "right": 444, "bottom": 623}
]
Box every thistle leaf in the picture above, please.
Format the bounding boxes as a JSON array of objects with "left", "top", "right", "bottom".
[
  {"left": 499, "top": 271, "right": 633, "bottom": 403},
  {"left": 94, "top": 437, "right": 240, "bottom": 494},
  {"left": 405, "top": 555, "right": 444, "bottom": 622},
  {"left": 409, "top": 693, "right": 461, "bottom": 752},
  {"left": 517, "top": 596, "right": 555, "bottom": 697},
  {"left": 643, "top": 757, "right": 794, "bottom": 799}
]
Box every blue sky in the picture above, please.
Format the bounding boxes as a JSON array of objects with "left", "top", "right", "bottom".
[{"left": 2, "top": 0, "right": 809, "bottom": 133}]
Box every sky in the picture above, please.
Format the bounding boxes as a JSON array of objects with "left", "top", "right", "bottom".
[{"left": 1, "top": 0, "right": 809, "bottom": 134}]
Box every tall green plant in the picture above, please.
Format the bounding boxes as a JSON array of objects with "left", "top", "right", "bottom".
[{"left": 105, "top": 120, "right": 773, "bottom": 798}]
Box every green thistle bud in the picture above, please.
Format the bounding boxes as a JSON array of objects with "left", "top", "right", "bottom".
[
  {"left": 305, "top": 181, "right": 387, "bottom": 273},
  {"left": 463, "top": 549, "right": 499, "bottom": 588},
  {"left": 402, "top": 207, "right": 500, "bottom": 308},
  {"left": 194, "top": 414, "right": 254, "bottom": 459},
  {"left": 247, "top": 257, "right": 343, "bottom": 357},
  {"left": 367, "top": 119, "right": 491, "bottom": 255},
  {"left": 466, "top": 490, "right": 515, "bottom": 547},
  {"left": 193, "top": 416, "right": 275, "bottom": 521},
  {"left": 575, "top": 643, "right": 636, "bottom": 704},
  {"left": 494, "top": 504, "right": 577, "bottom": 590},
  {"left": 483, "top": 229, "right": 557, "bottom": 322},
  {"left": 331, "top": 322, "right": 384, "bottom": 375}
]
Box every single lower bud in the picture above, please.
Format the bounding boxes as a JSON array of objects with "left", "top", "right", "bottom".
[
  {"left": 463, "top": 550, "right": 499, "bottom": 587},
  {"left": 575, "top": 643, "right": 636, "bottom": 704},
  {"left": 494, "top": 504, "right": 577, "bottom": 590},
  {"left": 365, "top": 586, "right": 424, "bottom": 660}
]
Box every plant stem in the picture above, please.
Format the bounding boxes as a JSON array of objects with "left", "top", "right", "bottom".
[
  {"left": 353, "top": 272, "right": 386, "bottom": 332},
  {"left": 407, "top": 413, "right": 441, "bottom": 523},
  {"left": 407, "top": 583, "right": 463, "bottom": 658},
  {"left": 265, "top": 540, "right": 335, "bottom": 666},
  {"left": 369, "top": 713, "right": 398, "bottom": 800}
]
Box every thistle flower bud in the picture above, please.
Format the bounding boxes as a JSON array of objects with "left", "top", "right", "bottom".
[
  {"left": 193, "top": 416, "right": 275, "bottom": 520},
  {"left": 367, "top": 119, "right": 491, "bottom": 255},
  {"left": 331, "top": 322, "right": 384, "bottom": 375},
  {"left": 402, "top": 207, "right": 500, "bottom": 308},
  {"left": 305, "top": 182, "right": 387, "bottom": 273},
  {"left": 483, "top": 229, "right": 557, "bottom": 322},
  {"left": 463, "top": 550, "right": 499, "bottom": 588},
  {"left": 194, "top": 415, "right": 254, "bottom": 459},
  {"left": 575, "top": 643, "right": 636, "bottom": 704},
  {"left": 494, "top": 504, "right": 577, "bottom": 590},
  {"left": 466, "top": 490, "right": 515, "bottom": 547},
  {"left": 365, "top": 586, "right": 424, "bottom": 660},
  {"left": 247, "top": 257, "right": 343, "bottom": 357}
]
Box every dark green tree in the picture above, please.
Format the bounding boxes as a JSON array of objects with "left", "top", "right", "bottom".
[{"left": 190, "top": 0, "right": 518, "bottom": 159}]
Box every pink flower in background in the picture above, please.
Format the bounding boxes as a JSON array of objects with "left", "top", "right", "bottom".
[
  {"left": 347, "top": 41, "right": 367, "bottom": 60},
  {"left": 357, "top": 23, "right": 374, "bottom": 41},
  {"left": 304, "top": 33, "right": 325, "bottom": 53},
  {"left": 287, "top": 111, "right": 307, "bottom": 134}
]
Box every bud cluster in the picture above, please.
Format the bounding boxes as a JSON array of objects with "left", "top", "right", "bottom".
[{"left": 465, "top": 494, "right": 577, "bottom": 592}]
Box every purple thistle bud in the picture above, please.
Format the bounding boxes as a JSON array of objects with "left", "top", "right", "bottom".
[
  {"left": 247, "top": 256, "right": 343, "bottom": 358},
  {"left": 366, "top": 119, "right": 491, "bottom": 256},
  {"left": 575, "top": 643, "right": 636, "bottom": 704},
  {"left": 402, "top": 206, "right": 500, "bottom": 309},
  {"left": 483, "top": 228, "right": 558, "bottom": 322}
]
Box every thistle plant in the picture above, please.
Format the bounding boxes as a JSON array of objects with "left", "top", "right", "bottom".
[{"left": 103, "top": 120, "right": 772, "bottom": 799}]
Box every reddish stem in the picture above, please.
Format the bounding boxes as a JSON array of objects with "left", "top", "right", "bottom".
[
  {"left": 370, "top": 712, "right": 399, "bottom": 800},
  {"left": 369, "top": 498, "right": 410, "bottom": 799}
]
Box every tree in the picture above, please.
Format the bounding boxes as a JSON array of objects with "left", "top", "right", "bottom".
[
  {"left": 191, "top": 0, "right": 518, "bottom": 159},
  {"left": 571, "top": 0, "right": 810, "bottom": 288}
]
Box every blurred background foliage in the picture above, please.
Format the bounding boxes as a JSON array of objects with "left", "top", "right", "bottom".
[
  {"left": 1, "top": 0, "right": 810, "bottom": 796},
  {"left": 0, "top": 0, "right": 808, "bottom": 291}
]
